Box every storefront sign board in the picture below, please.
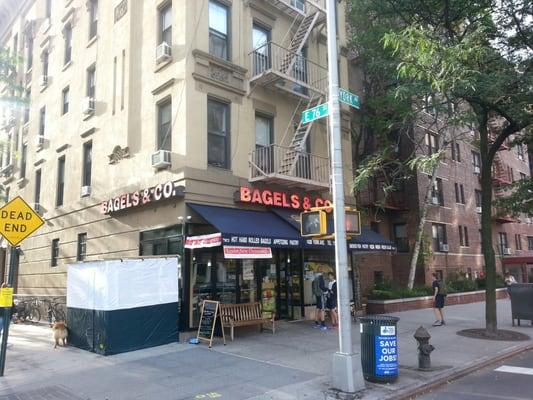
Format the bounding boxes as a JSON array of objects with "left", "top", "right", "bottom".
[
  {"left": 101, "top": 181, "right": 184, "bottom": 214},
  {"left": 223, "top": 246, "right": 272, "bottom": 259},
  {"left": 237, "top": 187, "right": 331, "bottom": 211},
  {"left": 197, "top": 300, "right": 225, "bottom": 348},
  {"left": 184, "top": 233, "right": 222, "bottom": 249},
  {"left": 0, "top": 196, "right": 45, "bottom": 247}
]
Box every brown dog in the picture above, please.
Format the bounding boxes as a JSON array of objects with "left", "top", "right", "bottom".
[{"left": 52, "top": 322, "right": 68, "bottom": 349}]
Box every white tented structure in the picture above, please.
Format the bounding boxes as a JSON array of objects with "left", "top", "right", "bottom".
[{"left": 67, "top": 257, "right": 179, "bottom": 355}]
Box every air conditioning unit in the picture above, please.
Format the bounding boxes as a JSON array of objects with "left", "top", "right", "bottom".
[
  {"left": 431, "top": 196, "right": 440, "bottom": 205},
  {"left": 503, "top": 247, "right": 512, "bottom": 255},
  {"left": 82, "top": 97, "right": 95, "bottom": 115},
  {"left": 40, "top": 75, "right": 48, "bottom": 87},
  {"left": 156, "top": 42, "right": 171, "bottom": 63},
  {"left": 35, "top": 135, "right": 45, "bottom": 149},
  {"left": 151, "top": 150, "right": 171, "bottom": 169},
  {"left": 524, "top": 217, "right": 532, "bottom": 224},
  {"left": 474, "top": 166, "right": 480, "bottom": 174},
  {"left": 33, "top": 203, "right": 43, "bottom": 215},
  {"left": 476, "top": 206, "right": 482, "bottom": 214},
  {"left": 439, "top": 243, "right": 449, "bottom": 252},
  {"left": 81, "top": 185, "right": 91, "bottom": 197}
]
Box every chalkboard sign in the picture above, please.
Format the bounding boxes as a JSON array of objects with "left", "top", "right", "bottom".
[{"left": 197, "top": 300, "right": 226, "bottom": 348}]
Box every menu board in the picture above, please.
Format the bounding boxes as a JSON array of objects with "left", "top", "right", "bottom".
[{"left": 197, "top": 300, "right": 225, "bottom": 347}]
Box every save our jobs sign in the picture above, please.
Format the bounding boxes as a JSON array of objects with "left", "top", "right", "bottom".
[
  {"left": 374, "top": 325, "right": 398, "bottom": 376},
  {"left": 0, "top": 196, "right": 45, "bottom": 247}
]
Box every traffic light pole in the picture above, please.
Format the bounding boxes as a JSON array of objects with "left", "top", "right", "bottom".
[
  {"left": 326, "top": 0, "right": 365, "bottom": 393},
  {"left": 0, "top": 245, "right": 19, "bottom": 377}
]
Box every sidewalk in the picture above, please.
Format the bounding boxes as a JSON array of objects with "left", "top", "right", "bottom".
[{"left": 0, "top": 299, "right": 531, "bottom": 400}]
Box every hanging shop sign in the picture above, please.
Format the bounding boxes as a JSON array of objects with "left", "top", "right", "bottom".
[
  {"left": 223, "top": 246, "right": 273, "bottom": 259},
  {"left": 236, "top": 187, "right": 331, "bottom": 211},
  {"left": 184, "top": 233, "right": 222, "bottom": 249},
  {"left": 101, "top": 181, "right": 185, "bottom": 214}
]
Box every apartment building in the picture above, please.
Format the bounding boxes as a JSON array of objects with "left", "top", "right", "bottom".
[
  {"left": 0, "top": 0, "right": 396, "bottom": 329},
  {"left": 358, "top": 110, "right": 533, "bottom": 287}
]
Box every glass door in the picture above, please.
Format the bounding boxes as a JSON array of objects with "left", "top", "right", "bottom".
[
  {"left": 277, "top": 251, "right": 291, "bottom": 319},
  {"left": 213, "top": 254, "right": 238, "bottom": 304}
]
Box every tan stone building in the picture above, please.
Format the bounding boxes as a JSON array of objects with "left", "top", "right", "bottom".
[{"left": 1, "top": 0, "right": 396, "bottom": 330}]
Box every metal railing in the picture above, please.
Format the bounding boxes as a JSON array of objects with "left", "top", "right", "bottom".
[
  {"left": 250, "top": 144, "right": 330, "bottom": 186},
  {"left": 250, "top": 42, "right": 328, "bottom": 95}
]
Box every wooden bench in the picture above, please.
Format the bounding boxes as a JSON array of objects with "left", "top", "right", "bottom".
[{"left": 219, "top": 302, "right": 275, "bottom": 341}]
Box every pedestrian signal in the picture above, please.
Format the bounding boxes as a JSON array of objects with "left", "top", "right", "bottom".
[
  {"left": 345, "top": 209, "right": 361, "bottom": 235},
  {"left": 300, "top": 210, "right": 327, "bottom": 237}
]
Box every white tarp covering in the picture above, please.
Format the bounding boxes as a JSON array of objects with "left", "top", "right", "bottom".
[{"left": 67, "top": 258, "right": 179, "bottom": 311}]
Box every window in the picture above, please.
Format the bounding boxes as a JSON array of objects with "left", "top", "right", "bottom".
[
  {"left": 373, "top": 271, "right": 384, "bottom": 286},
  {"left": 475, "top": 190, "right": 482, "bottom": 209},
  {"left": 39, "top": 106, "right": 46, "bottom": 136},
  {"left": 42, "top": 50, "right": 49, "bottom": 78},
  {"left": 34, "top": 169, "right": 41, "bottom": 204},
  {"left": 454, "top": 183, "right": 465, "bottom": 204},
  {"left": 432, "top": 224, "right": 447, "bottom": 252},
  {"left": 26, "top": 32, "right": 33, "bottom": 70},
  {"left": 45, "top": 0, "right": 52, "bottom": 19},
  {"left": 51, "top": 238, "right": 59, "bottom": 267},
  {"left": 435, "top": 270, "right": 444, "bottom": 281},
  {"left": 451, "top": 141, "right": 461, "bottom": 162},
  {"left": 209, "top": 0, "right": 229, "bottom": 60},
  {"left": 20, "top": 144, "right": 27, "bottom": 179},
  {"left": 498, "top": 232, "right": 508, "bottom": 254},
  {"left": 425, "top": 132, "right": 439, "bottom": 155},
  {"left": 255, "top": 114, "right": 273, "bottom": 172},
  {"left": 157, "top": 100, "right": 172, "bottom": 151},
  {"left": 431, "top": 178, "right": 444, "bottom": 205},
  {"left": 13, "top": 33, "right": 18, "bottom": 56},
  {"left": 528, "top": 236, "right": 533, "bottom": 251},
  {"left": 88, "top": 0, "right": 98, "bottom": 40},
  {"left": 515, "top": 234, "right": 522, "bottom": 250},
  {"left": 87, "top": 65, "right": 96, "bottom": 98},
  {"left": 159, "top": 3, "right": 172, "bottom": 45},
  {"left": 517, "top": 144, "right": 524, "bottom": 161},
  {"left": 62, "top": 86, "right": 69, "bottom": 114},
  {"left": 140, "top": 225, "right": 182, "bottom": 255},
  {"left": 23, "top": 89, "right": 30, "bottom": 123},
  {"left": 459, "top": 226, "right": 469, "bottom": 247},
  {"left": 82, "top": 141, "right": 92, "bottom": 188},
  {"left": 291, "top": 0, "right": 305, "bottom": 11},
  {"left": 252, "top": 24, "right": 270, "bottom": 75},
  {"left": 520, "top": 172, "right": 527, "bottom": 181},
  {"left": 64, "top": 23, "right": 72, "bottom": 65},
  {"left": 56, "top": 156, "right": 65, "bottom": 207},
  {"left": 77, "top": 233, "right": 87, "bottom": 261},
  {"left": 472, "top": 151, "right": 481, "bottom": 172},
  {"left": 393, "top": 224, "right": 409, "bottom": 252},
  {"left": 207, "top": 98, "right": 230, "bottom": 169}
]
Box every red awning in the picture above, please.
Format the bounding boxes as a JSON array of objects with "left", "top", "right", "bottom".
[{"left": 502, "top": 252, "right": 533, "bottom": 265}]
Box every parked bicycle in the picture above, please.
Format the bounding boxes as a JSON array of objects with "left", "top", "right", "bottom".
[
  {"left": 12, "top": 298, "right": 41, "bottom": 322},
  {"left": 43, "top": 298, "right": 66, "bottom": 323}
]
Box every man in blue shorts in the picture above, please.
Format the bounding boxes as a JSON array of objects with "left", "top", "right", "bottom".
[
  {"left": 312, "top": 272, "right": 328, "bottom": 331},
  {"left": 432, "top": 273, "right": 446, "bottom": 326}
]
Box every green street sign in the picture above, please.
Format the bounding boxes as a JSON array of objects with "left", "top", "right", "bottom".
[
  {"left": 339, "top": 88, "right": 360, "bottom": 109},
  {"left": 301, "top": 103, "right": 329, "bottom": 124}
]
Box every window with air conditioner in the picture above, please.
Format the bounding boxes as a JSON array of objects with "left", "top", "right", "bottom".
[
  {"left": 151, "top": 150, "right": 171, "bottom": 169},
  {"left": 472, "top": 151, "right": 481, "bottom": 174},
  {"left": 157, "top": 100, "right": 172, "bottom": 151}
]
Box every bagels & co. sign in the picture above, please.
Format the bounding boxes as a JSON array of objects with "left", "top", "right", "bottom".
[
  {"left": 236, "top": 186, "right": 331, "bottom": 210},
  {"left": 101, "top": 181, "right": 184, "bottom": 214}
]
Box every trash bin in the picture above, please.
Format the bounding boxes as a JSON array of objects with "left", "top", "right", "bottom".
[{"left": 359, "top": 315, "right": 399, "bottom": 383}]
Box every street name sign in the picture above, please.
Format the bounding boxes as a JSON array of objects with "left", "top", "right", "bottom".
[
  {"left": 0, "top": 196, "right": 45, "bottom": 247},
  {"left": 339, "top": 88, "right": 360, "bottom": 109},
  {"left": 301, "top": 103, "right": 329, "bottom": 124}
]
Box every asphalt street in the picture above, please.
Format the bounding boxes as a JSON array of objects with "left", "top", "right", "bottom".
[{"left": 417, "top": 349, "right": 533, "bottom": 400}]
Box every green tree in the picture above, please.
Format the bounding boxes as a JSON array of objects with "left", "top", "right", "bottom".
[{"left": 349, "top": 0, "right": 532, "bottom": 333}]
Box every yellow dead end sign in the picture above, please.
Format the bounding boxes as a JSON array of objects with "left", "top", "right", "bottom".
[{"left": 0, "top": 196, "right": 45, "bottom": 247}]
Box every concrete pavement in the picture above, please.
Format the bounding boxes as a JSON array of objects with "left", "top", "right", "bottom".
[{"left": 0, "top": 299, "right": 531, "bottom": 400}]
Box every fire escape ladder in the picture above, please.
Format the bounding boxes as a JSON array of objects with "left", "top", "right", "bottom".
[
  {"left": 279, "top": 11, "right": 321, "bottom": 75},
  {"left": 278, "top": 95, "right": 324, "bottom": 175}
]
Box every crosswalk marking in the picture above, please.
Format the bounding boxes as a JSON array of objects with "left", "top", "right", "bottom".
[{"left": 494, "top": 365, "right": 533, "bottom": 376}]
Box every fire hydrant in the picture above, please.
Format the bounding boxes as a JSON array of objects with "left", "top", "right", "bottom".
[{"left": 414, "top": 326, "right": 434, "bottom": 370}]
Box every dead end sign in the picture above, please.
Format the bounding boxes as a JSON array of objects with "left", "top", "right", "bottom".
[{"left": 0, "top": 196, "right": 45, "bottom": 247}]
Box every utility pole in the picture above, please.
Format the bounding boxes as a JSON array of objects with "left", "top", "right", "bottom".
[{"left": 326, "top": 0, "right": 365, "bottom": 393}]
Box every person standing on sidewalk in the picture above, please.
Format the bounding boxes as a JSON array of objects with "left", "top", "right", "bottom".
[
  {"left": 504, "top": 272, "right": 517, "bottom": 298},
  {"left": 312, "top": 272, "right": 328, "bottom": 331},
  {"left": 432, "top": 273, "right": 446, "bottom": 326},
  {"left": 326, "top": 272, "right": 338, "bottom": 328}
]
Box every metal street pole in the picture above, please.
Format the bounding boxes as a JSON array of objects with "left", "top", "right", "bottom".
[
  {"left": 326, "top": 0, "right": 365, "bottom": 393},
  {"left": 0, "top": 246, "right": 19, "bottom": 377}
]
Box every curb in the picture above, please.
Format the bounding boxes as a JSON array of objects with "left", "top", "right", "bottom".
[{"left": 383, "top": 341, "right": 533, "bottom": 400}]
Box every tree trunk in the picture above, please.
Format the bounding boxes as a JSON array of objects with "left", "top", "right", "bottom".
[
  {"left": 407, "top": 162, "right": 439, "bottom": 289},
  {"left": 479, "top": 114, "right": 497, "bottom": 334}
]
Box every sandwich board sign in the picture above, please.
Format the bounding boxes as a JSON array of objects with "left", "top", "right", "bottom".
[
  {"left": 197, "top": 300, "right": 226, "bottom": 348},
  {"left": 0, "top": 196, "right": 45, "bottom": 247}
]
